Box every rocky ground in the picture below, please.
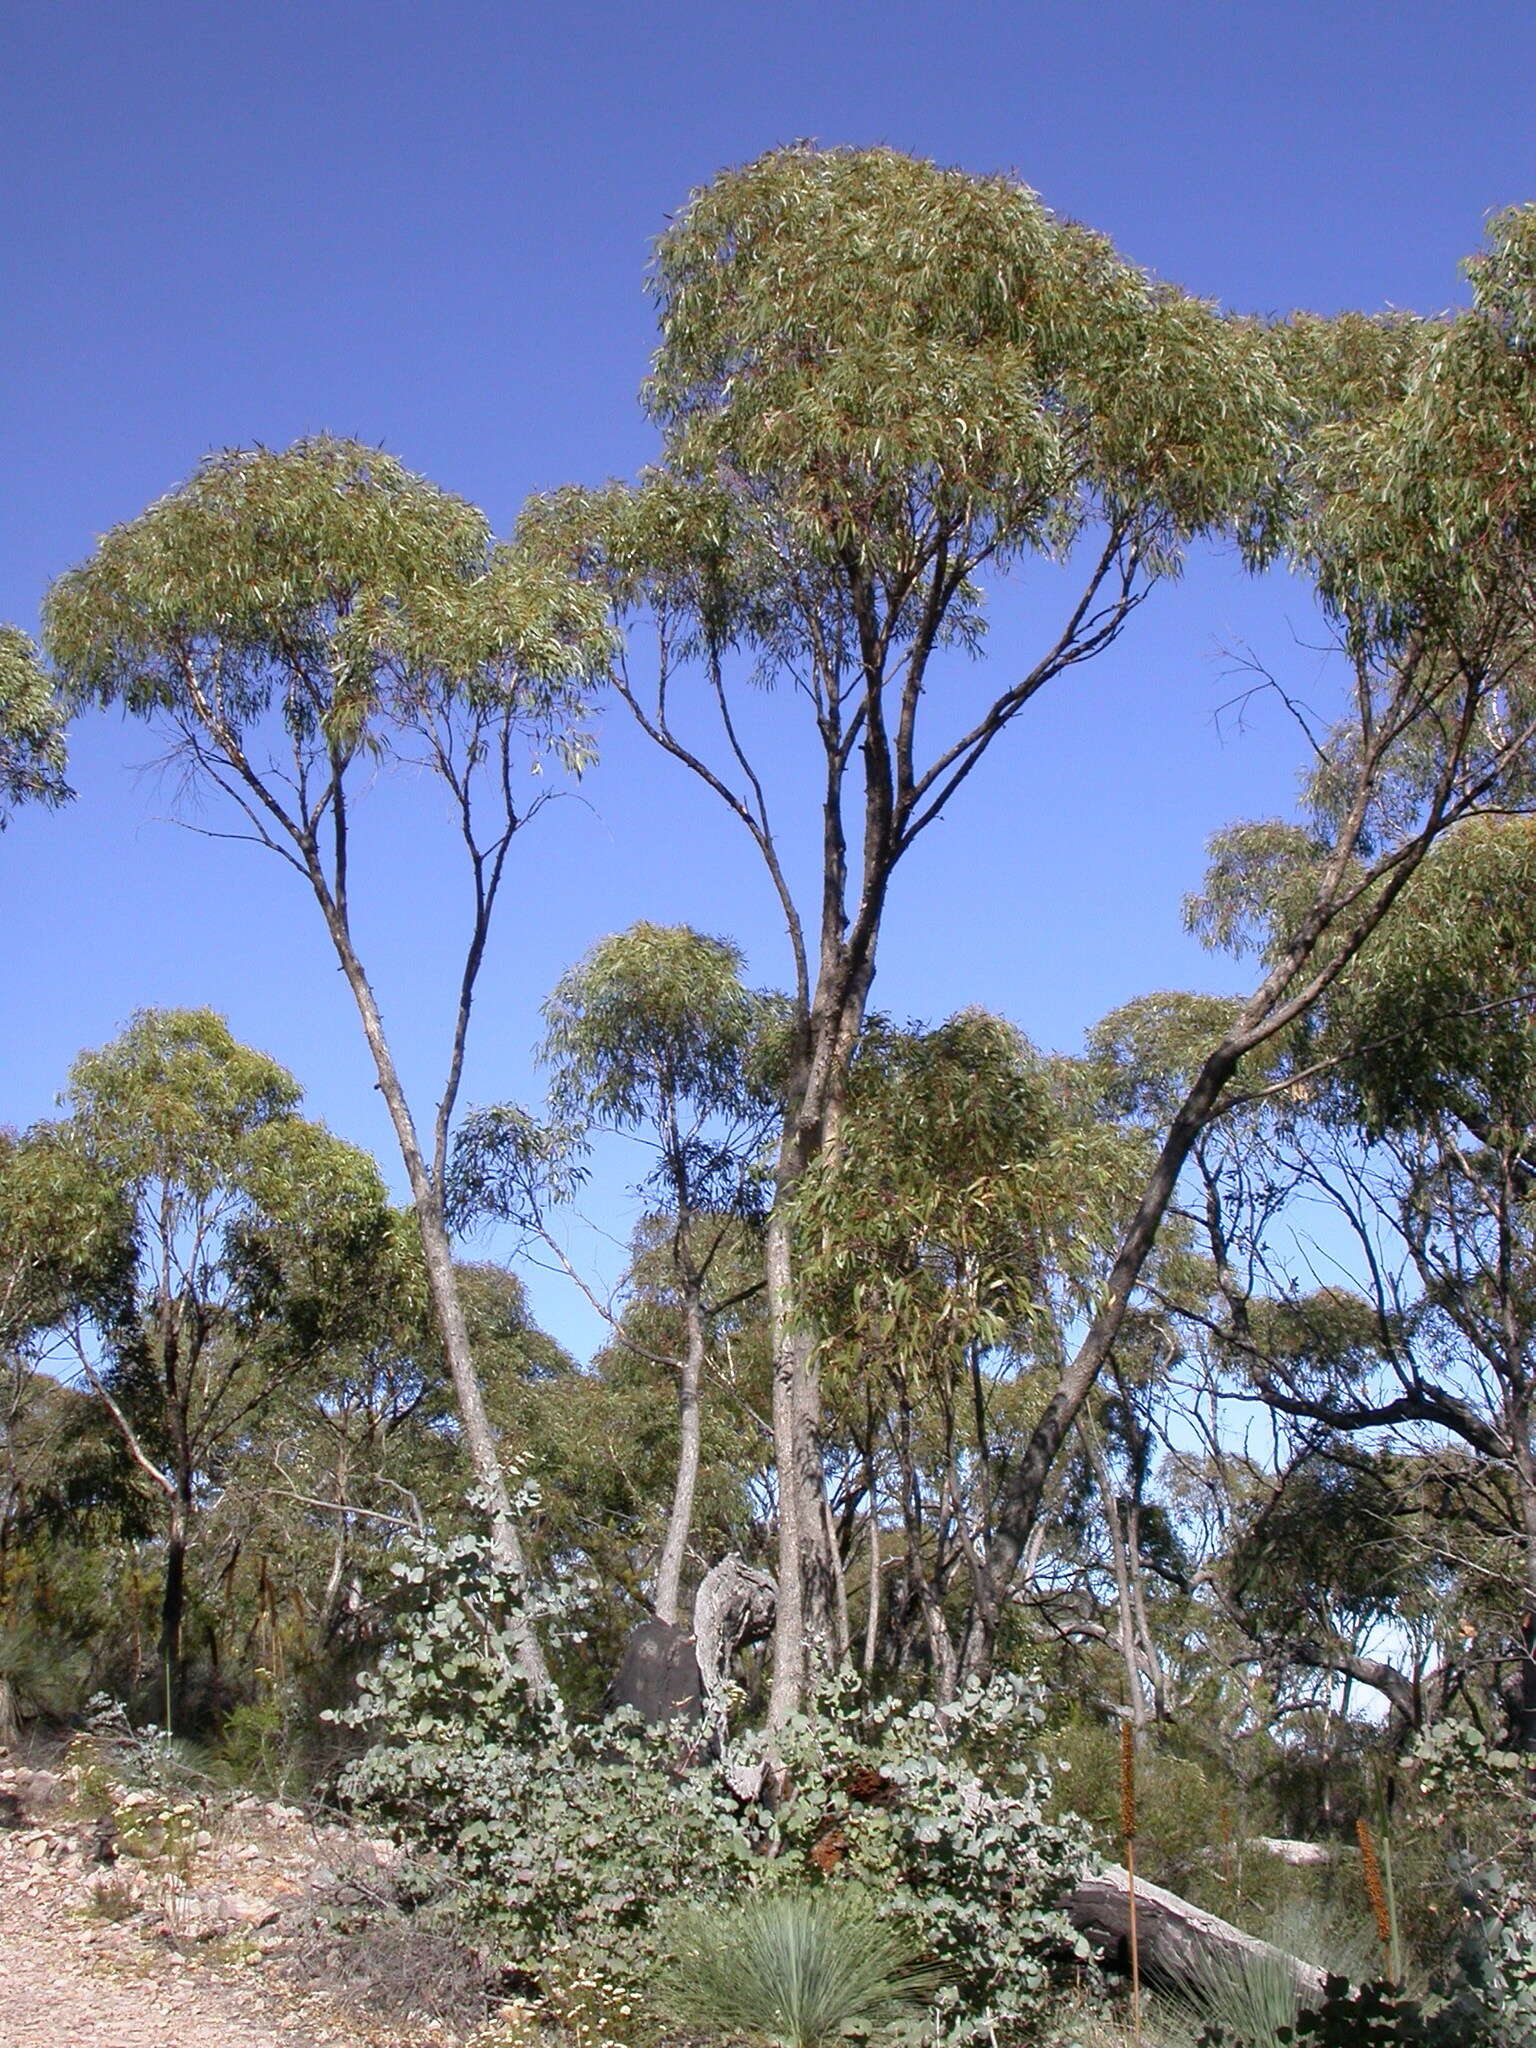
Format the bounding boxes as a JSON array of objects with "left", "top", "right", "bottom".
[{"left": 0, "top": 1755, "right": 494, "bottom": 2048}]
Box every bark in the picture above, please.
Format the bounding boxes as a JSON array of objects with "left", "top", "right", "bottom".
[
  {"left": 1064, "top": 1865, "right": 1328, "bottom": 2001},
  {"left": 1082, "top": 1420, "right": 1150, "bottom": 1734},
  {"left": 1508, "top": 1403, "right": 1536, "bottom": 1759},
  {"left": 653, "top": 1285, "right": 705, "bottom": 1628},
  {"left": 862, "top": 1493, "right": 882, "bottom": 1675},
  {"left": 160, "top": 1491, "right": 190, "bottom": 1731},
  {"left": 320, "top": 897, "right": 553, "bottom": 1701},
  {"left": 694, "top": 1554, "right": 776, "bottom": 1750},
  {"left": 765, "top": 1194, "right": 841, "bottom": 1722}
]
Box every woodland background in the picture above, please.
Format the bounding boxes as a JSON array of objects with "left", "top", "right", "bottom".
[{"left": 6, "top": 12, "right": 1536, "bottom": 2046}]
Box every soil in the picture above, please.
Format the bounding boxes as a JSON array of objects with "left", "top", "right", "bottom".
[{"left": 0, "top": 1760, "right": 471, "bottom": 2048}]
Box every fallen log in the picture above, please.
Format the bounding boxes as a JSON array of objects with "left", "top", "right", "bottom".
[{"left": 1064, "top": 1865, "right": 1328, "bottom": 2000}]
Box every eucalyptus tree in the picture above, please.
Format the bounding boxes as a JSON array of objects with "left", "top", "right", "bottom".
[
  {"left": 242, "top": 1204, "right": 448, "bottom": 1671},
  {"left": 790, "top": 1013, "right": 1100, "bottom": 1694},
  {"left": 1193, "top": 815, "right": 1536, "bottom": 1752},
  {"left": 13, "top": 1007, "right": 396, "bottom": 1725},
  {"left": 0, "top": 625, "right": 69, "bottom": 824},
  {"left": 0, "top": 1125, "right": 139, "bottom": 1728},
  {"left": 975, "top": 210, "right": 1536, "bottom": 1668},
  {"left": 524, "top": 145, "right": 1289, "bottom": 1715},
  {"left": 455, "top": 922, "right": 777, "bottom": 1626},
  {"left": 45, "top": 439, "right": 611, "bottom": 1698}
]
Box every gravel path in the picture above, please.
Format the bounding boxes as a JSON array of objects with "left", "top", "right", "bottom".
[{"left": 0, "top": 1834, "right": 364, "bottom": 2048}]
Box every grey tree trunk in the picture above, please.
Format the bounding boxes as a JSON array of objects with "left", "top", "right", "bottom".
[
  {"left": 1082, "top": 1420, "right": 1150, "bottom": 1735},
  {"left": 323, "top": 904, "right": 553, "bottom": 1702},
  {"left": 1065, "top": 1866, "right": 1328, "bottom": 2002},
  {"left": 765, "top": 1203, "right": 815, "bottom": 1726},
  {"left": 653, "top": 1287, "right": 706, "bottom": 1628}
]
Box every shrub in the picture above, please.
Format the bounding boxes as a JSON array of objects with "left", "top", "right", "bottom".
[{"left": 338, "top": 1526, "right": 1095, "bottom": 2045}]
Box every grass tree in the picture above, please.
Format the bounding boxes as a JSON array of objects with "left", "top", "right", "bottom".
[
  {"left": 45, "top": 438, "right": 612, "bottom": 1699},
  {"left": 523, "top": 144, "right": 1290, "bottom": 1718},
  {"left": 659, "top": 1892, "right": 938, "bottom": 2048}
]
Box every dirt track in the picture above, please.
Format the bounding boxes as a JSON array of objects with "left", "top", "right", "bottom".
[{"left": 0, "top": 1831, "right": 385, "bottom": 2048}]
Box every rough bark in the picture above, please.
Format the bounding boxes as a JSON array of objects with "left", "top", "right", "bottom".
[
  {"left": 607, "top": 1620, "right": 704, "bottom": 1728},
  {"left": 159, "top": 1493, "right": 189, "bottom": 1729},
  {"left": 694, "top": 1554, "right": 776, "bottom": 1750}
]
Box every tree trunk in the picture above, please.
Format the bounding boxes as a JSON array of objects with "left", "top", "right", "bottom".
[
  {"left": 160, "top": 1490, "right": 190, "bottom": 1733},
  {"left": 321, "top": 900, "right": 554, "bottom": 1702},
  {"left": 1510, "top": 1417, "right": 1536, "bottom": 1764},
  {"left": 764, "top": 968, "right": 870, "bottom": 1724},
  {"left": 654, "top": 1286, "right": 705, "bottom": 1628},
  {"left": 1083, "top": 1421, "right": 1149, "bottom": 1734},
  {"left": 694, "top": 1554, "right": 776, "bottom": 1752},
  {"left": 765, "top": 1202, "right": 815, "bottom": 1726},
  {"left": 862, "top": 1478, "right": 882, "bottom": 1676},
  {"left": 1064, "top": 1865, "right": 1328, "bottom": 2002}
]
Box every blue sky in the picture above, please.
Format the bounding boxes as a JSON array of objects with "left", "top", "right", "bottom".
[{"left": 4, "top": 1, "right": 1534, "bottom": 1356}]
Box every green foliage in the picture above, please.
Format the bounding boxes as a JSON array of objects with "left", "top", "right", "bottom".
[
  {"left": 1196, "top": 1943, "right": 1536, "bottom": 2048},
  {"left": 1445, "top": 1871, "right": 1536, "bottom": 2047},
  {"left": 1086, "top": 992, "right": 1247, "bottom": 1130},
  {"left": 1172, "top": 1938, "right": 1310, "bottom": 2048},
  {"left": 0, "top": 624, "right": 70, "bottom": 823},
  {"left": 645, "top": 144, "right": 1286, "bottom": 554},
  {"left": 541, "top": 922, "right": 773, "bottom": 1138},
  {"left": 455, "top": 919, "right": 779, "bottom": 1228},
  {"left": 658, "top": 1891, "right": 938, "bottom": 2048},
  {"left": 0, "top": 1124, "right": 136, "bottom": 1354},
  {"left": 1319, "top": 815, "right": 1536, "bottom": 1143},
  {"left": 340, "top": 1525, "right": 1092, "bottom": 2043},
  {"left": 2, "top": 1008, "right": 416, "bottom": 1730},
  {"left": 1290, "top": 203, "right": 1536, "bottom": 645},
  {"left": 45, "top": 436, "right": 609, "bottom": 759},
  {"left": 65, "top": 1700, "right": 218, "bottom": 1875},
  {"left": 795, "top": 1012, "right": 1127, "bottom": 1389},
  {"left": 1180, "top": 1868, "right": 1536, "bottom": 2047},
  {"left": 51, "top": 1008, "right": 401, "bottom": 1386},
  {"left": 1226, "top": 1450, "right": 1424, "bottom": 1644}
]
